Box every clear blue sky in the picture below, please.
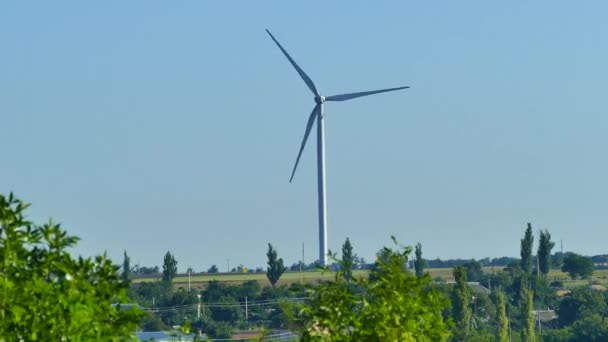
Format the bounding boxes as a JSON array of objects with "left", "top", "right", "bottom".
[{"left": 2, "top": 2, "right": 607, "bottom": 271}]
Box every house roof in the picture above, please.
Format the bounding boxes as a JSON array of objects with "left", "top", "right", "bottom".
[
  {"left": 533, "top": 310, "right": 557, "bottom": 323},
  {"left": 443, "top": 281, "right": 491, "bottom": 294},
  {"left": 136, "top": 331, "right": 197, "bottom": 341}
]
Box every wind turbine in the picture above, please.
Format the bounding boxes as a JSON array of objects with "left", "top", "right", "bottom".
[{"left": 266, "top": 29, "right": 409, "bottom": 267}]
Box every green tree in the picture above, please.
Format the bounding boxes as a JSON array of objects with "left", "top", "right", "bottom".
[
  {"left": 530, "top": 276, "right": 559, "bottom": 311},
  {"left": 209, "top": 296, "right": 243, "bottom": 322},
  {"left": 208, "top": 264, "right": 219, "bottom": 273},
  {"left": 293, "top": 240, "right": 450, "bottom": 341},
  {"left": 203, "top": 319, "right": 233, "bottom": 339},
  {"left": 451, "top": 265, "right": 471, "bottom": 340},
  {"left": 569, "top": 314, "right": 608, "bottom": 342},
  {"left": 121, "top": 250, "right": 131, "bottom": 284},
  {"left": 341, "top": 237, "right": 355, "bottom": 282},
  {"left": 504, "top": 259, "right": 522, "bottom": 278},
  {"left": 0, "top": 193, "right": 143, "bottom": 340},
  {"left": 162, "top": 251, "right": 178, "bottom": 283},
  {"left": 521, "top": 223, "right": 534, "bottom": 275},
  {"left": 141, "top": 313, "right": 171, "bottom": 331},
  {"left": 495, "top": 290, "right": 509, "bottom": 342},
  {"left": 557, "top": 286, "right": 608, "bottom": 327},
  {"left": 463, "top": 259, "right": 484, "bottom": 282},
  {"left": 520, "top": 286, "right": 536, "bottom": 342},
  {"left": 414, "top": 242, "right": 425, "bottom": 278},
  {"left": 537, "top": 229, "right": 555, "bottom": 278},
  {"left": 266, "top": 243, "right": 286, "bottom": 287},
  {"left": 561, "top": 253, "right": 594, "bottom": 280}
]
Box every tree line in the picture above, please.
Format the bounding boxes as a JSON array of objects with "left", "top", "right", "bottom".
[{"left": 3, "top": 193, "right": 607, "bottom": 340}]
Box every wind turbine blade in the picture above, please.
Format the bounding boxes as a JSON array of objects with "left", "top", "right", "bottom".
[
  {"left": 290, "top": 104, "right": 319, "bottom": 183},
  {"left": 325, "top": 86, "right": 410, "bottom": 102},
  {"left": 266, "top": 29, "right": 319, "bottom": 96}
]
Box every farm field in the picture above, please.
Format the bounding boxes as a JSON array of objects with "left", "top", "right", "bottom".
[
  {"left": 133, "top": 270, "right": 370, "bottom": 288},
  {"left": 132, "top": 267, "right": 608, "bottom": 289},
  {"left": 427, "top": 267, "right": 608, "bottom": 288}
]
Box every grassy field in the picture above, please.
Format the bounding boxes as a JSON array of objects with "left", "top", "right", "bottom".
[
  {"left": 132, "top": 267, "right": 608, "bottom": 289},
  {"left": 426, "top": 267, "right": 608, "bottom": 288},
  {"left": 544, "top": 268, "right": 608, "bottom": 288},
  {"left": 133, "top": 270, "right": 369, "bottom": 289}
]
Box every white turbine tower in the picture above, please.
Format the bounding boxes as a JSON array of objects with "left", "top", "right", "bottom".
[{"left": 266, "top": 29, "right": 410, "bottom": 267}]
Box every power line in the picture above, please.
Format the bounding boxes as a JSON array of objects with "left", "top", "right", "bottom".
[{"left": 142, "top": 297, "right": 306, "bottom": 312}]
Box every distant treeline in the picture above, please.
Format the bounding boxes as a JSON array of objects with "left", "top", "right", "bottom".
[
  {"left": 424, "top": 256, "right": 516, "bottom": 269},
  {"left": 131, "top": 253, "right": 608, "bottom": 277},
  {"left": 423, "top": 253, "right": 608, "bottom": 269}
]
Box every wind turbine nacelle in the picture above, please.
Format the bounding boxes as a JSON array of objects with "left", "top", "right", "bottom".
[{"left": 314, "top": 96, "right": 325, "bottom": 104}]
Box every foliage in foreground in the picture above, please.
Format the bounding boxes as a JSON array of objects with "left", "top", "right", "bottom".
[
  {"left": 290, "top": 238, "right": 451, "bottom": 341},
  {"left": 0, "top": 193, "right": 143, "bottom": 340}
]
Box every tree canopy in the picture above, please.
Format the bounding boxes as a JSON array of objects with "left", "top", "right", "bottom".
[
  {"left": 451, "top": 265, "right": 471, "bottom": 340},
  {"left": 121, "top": 250, "right": 131, "bottom": 283},
  {"left": 538, "top": 229, "right": 555, "bottom": 277},
  {"left": 414, "top": 242, "right": 425, "bottom": 278},
  {"left": 341, "top": 237, "right": 354, "bottom": 282},
  {"left": 293, "top": 240, "right": 450, "bottom": 341},
  {"left": 557, "top": 286, "right": 608, "bottom": 327},
  {"left": 162, "top": 251, "right": 178, "bottom": 283},
  {"left": 562, "top": 253, "right": 594, "bottom": 280},
  {"left": 266, "top": 243, "right": 286, "bottom": 287},
  {"left": 495, "top": 290, "right": 509, "bottom": 342},
  {"left": 0, "top": 193, "right": 143, "bottom": 340},
  {"left": 520, "top": 223, "right": 534, "bottom": 275}
]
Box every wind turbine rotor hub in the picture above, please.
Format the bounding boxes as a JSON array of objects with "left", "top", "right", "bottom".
[{"left": 314, "top": 95, "right": 325, "bottom": 104}]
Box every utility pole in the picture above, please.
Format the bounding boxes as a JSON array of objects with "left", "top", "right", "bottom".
[
  {"left": 538, "top": 307, "right": 542, "bottom": 335},
  {"left": 188, "top": 267, "right": 191, "bottom": 292},
  {"left": 245, "top": 296, "right": 248, "bottom": 321},
  {"left": 300, "top": 242, "right": 304, "bottom": 284},
  {"left": 227, "top": 259, "right": 230, "bottom": 273},
  {"left": 197, "top": 294, "right": 201, "bottom": 320}
]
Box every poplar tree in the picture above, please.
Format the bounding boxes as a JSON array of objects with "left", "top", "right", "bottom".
[
  {"left": 121, "top": 250, "right": 131, "bottom": 283},
  {"left": 341, "top": 238, "right": 354, "bottom": 282},
  {"left": 414, "top": 242, "right": 425, "bottom": 278},
  {"left": 520, "top": 223, "right": 534, "bottom": 275},
  {"left": 520, "top": 286, "right": 536, "bottom": 342},
  {"left": 495, "top": 290, "right": 509, "bottom": 342},
  {"left": 451, "top": 266, "right": 471, "bottom": 340},
  {"left": 537, "top": 229, "right": 555, "bottom": 277},
  {"left": 162, "top": 251, "right": 178, "bottom": 283},
  {"left": 266, "top": 243, "right": 286, "bottom": 287}
]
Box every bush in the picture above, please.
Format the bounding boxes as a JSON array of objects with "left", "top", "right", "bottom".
[{"left": 203, "top": 319, "right": 233, "bottom": 339}]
